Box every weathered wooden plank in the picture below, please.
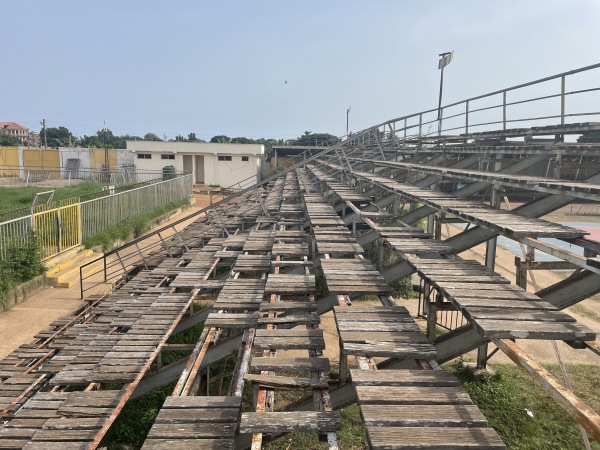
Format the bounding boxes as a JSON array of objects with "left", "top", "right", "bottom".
[
  {"left": 162, "top": 396, "right": 241, "bottom": 409},
  {"left": 31, "top": 429, "right": 100, "bottom": 441},
  {"left": 22, "top": 442, "right": 91, "bottom": 450},
  {"left": 41, "top": 418, "right": 105, "bottom": 430},
  {"left": 473, "top": 319, "right": 596, "bottom": 340},
  {"left": 253, "top": 336, "right": 325, "bottom": 351},
  {"left": 343, "top": 341, "right": 437, "bottom": 359},
  {"left": 355, "top": 386, "right": 472, "bottom": 405},
  {"left": 361, "top": 404, "right": 488, "bottom": 427},
  {"left": 146, "top": 423, "right": 237, "bottom": 439},
  {"left": 465, "top": 307, "right": 575, "bottom": 323},
  {"left": 250, "top": 357, "right": 330, "bottom": 373},
  {"left": 239, "top": 411, "right": 341, "bottom": 433},
  {"left": 350, "top": 369, "right": 459, "bottom": 387},
  {"left": 260, "top": 302, "right": 317, "bottom": 312},
  {"left": 336, "top": 322, "right": 421, "bottom": 332},
  {"left": 366, "top": 426, "right": 505, "bottom": 449},
  {"left": 244, "top": 374, "right": 328, "bottom": 389},
  {"left": 155, "top": 408, "right": 239, "bottom": 423},
  {"left": 141, "top": 439, "right": 234, "bottom": 450}
]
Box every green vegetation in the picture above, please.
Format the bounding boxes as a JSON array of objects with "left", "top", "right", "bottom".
[
  {"left": 0, "top": 134, "right": 20, "bottom": 146},
  {"left": 0, "top": 231, "right": 45, "bottom": 307},
  {"left": 101, "top": 382, "right": 176, "bottom": 449},
  {"left": 363, "top": 239, "right": 415, "bottom": 298},
  {"left": 577, "top": 131, "right": 600, "bottom": 143},
  {"left": 265, "top": 405, "right": 367, "bottom": 450},
  {"left": 449, "top": 361, "right": 600, "bottom": 450},
  {"left": 83, "top": 198, "right": 190, "bottom": 251},
  {"left": 0, "top": 182, "right": 107, "bottom": 215}
]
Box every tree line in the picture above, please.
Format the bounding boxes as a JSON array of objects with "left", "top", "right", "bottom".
[{"left": 0, "top": 126, "right": 342, "bottom": 158}]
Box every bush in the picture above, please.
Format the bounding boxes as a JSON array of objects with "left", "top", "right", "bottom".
[{"left": 0, "top": 231, "right": 45, "bottom": 306}]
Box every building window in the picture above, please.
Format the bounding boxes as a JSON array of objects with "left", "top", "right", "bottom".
[
  {"left": 218, "top": 155, "right": 232, "bottom": 161},
  {"left": 242, "top": 156, "right": 249, "bottom": 162},
  {"left": 137, "top": 153, "right": 152, "bottom": 159},
  {"left": 161, "top": 154, "right": 175, "bottom": 160}
]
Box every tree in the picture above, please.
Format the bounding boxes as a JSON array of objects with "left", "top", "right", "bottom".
[
  {"left": 578, "top": 131, "right": 600, "bottom": 143},
  {"left": 231, "top": 137, "right": 253, "bottom": 144},
  {"left": 210, "top": 135, "right": 231, "bottom": 143},
  {"left": 294, "top": 131, "right": 340, "bottom": 147},
  {"left": 78, "top": 129, "right": 135, "bottom": 148},
  {"left": 42, "top": 126, "right": 75, "bottom": 148},
  {"left": 188, "top": 133, "right": 198, "bottom": 141},
  {"left": 0, "top": 134, "right": 20, "bottom": 146},
  {"left": 144, "top": 133, "right": 162, "bottom": 141}
]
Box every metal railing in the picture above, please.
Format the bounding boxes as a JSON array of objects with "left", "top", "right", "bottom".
[
  {"left": 0, "top": 174, "right": 193, "bottom": 260},
  {"left": 0, "top": 166, "right": 175, "bottom": 187},
  {"left": 81, "top": 174, "right": 192, "bottom": 241},
  {"left": 0, "top": 173, "right": 187, "bottom": 224},
  {"left": 341, "top": 62, "right": 600, "bottom": 152}
]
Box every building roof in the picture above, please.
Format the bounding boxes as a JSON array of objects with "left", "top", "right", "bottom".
[
  {"left": 126, "top": 140, "right": 264, "bottom": 155},
  {"left": 0, "top": 122, "right": 29, "bottom": 131}
]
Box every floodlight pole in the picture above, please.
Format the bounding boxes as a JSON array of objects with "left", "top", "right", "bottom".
[
  {"left": 437, "top": 51, "right": 453, "bottom": 134},
  {"left": 346, "top": 107, "right": 351, "bottom": 138}
]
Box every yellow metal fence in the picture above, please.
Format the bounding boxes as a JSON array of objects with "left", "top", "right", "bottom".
[{"left": 32, "top": 204, "right": 81, "bottom": 260}]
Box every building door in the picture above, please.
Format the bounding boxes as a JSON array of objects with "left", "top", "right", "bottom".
[
  {"left": 195, "top": 155, "right": 204, "bottom": 183},
  {"left": 182, "top": 155, "right": 193, "bottom": 176}
]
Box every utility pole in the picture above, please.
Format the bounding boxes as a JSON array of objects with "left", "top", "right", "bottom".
[
  {"left": 103, "top": 119, "right": 109, "bottom": 172},
  {"left": 40, "top": 119, "right": 47, "bottom": 149},
  {"left": 346, "top": 106, "right": 351, "bottom": 138}
]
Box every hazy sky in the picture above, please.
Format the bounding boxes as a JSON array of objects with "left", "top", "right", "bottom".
[{"left": 3, "top": 1, "right": 600, "bottom": 141}]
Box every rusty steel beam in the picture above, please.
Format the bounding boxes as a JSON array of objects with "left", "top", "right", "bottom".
[
  {"left": 494, "top": 338, "right": 600, "bottom": 442},
  {"left": 88, "top": 288, "right": 199, "bottom": 450}
]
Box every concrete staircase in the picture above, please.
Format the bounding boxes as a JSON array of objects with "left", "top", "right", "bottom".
[{"left": 45, "top": 248, "right": 104, "bottom": 288}]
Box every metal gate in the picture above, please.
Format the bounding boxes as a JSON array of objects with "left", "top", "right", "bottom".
[{"left": 32, "top": 204, "right": 81, "bottom": 260}]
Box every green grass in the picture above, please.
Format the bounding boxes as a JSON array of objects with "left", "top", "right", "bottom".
[
  {"left": 100, "top": 382, "right": 176, "bottom": 449},
  {"left": 449, "top": 361, "right": 600, "bottom": 450},
  {"left": 82, "top": 198, "right": 190, "bottom": 251},
  {"left": 265, "top": 405, "right": 367, "bottom": 450},
  {"left": 0, "top": 182, "right": 106, "bottom": 215}
]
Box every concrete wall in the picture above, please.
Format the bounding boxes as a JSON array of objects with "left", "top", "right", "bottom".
[
  {"left": 22, "top": 148, "right": 60, "bottom": 168},
  {"left": 127, "top": 141, "right": 264, "bottom": 187}
]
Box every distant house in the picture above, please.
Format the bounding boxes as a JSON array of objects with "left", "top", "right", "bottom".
[
  {"left": 126, "top": 140, "right": 264, "bottom": 187},
  {"left": 0, "top": 122, "right": 29, "bottom": 144},
  {"left": 28, "top": 132, "right": 41, "bottom": 147}
]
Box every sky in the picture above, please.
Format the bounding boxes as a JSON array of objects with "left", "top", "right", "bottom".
[{"left": 3, "top": 0, "right": 600, "bottom": 141}]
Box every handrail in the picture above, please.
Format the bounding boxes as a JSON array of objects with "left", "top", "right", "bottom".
[{"left": 378, "top": 62, "right": 600, "bottom": 129}]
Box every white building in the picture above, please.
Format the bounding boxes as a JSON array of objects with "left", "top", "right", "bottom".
[{"left": 126, "top": 141, "right": 264, "bottom": 187}]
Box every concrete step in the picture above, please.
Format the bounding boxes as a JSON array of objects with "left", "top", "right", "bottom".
[
  {"left": 45, "top": 248, "right": 95, "bottom": 276},
  {"left": 46, "top": 253, "right": 104, "bottom": 288}
]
